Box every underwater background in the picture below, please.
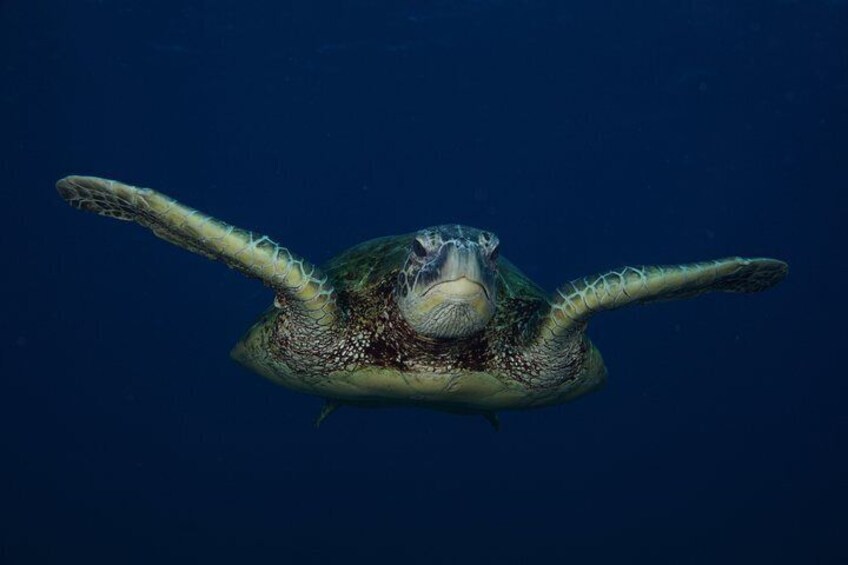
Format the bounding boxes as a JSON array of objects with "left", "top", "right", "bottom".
[{"left": 1, "top": 1, "right": 846, "bottom": 563}]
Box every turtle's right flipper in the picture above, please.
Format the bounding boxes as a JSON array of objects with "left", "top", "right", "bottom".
[
  {"left": 56, "top": 175, "right": 338, "bottom": 328},
  {"left": 536, "top": 257, "right": 787, "bottom": 343}
]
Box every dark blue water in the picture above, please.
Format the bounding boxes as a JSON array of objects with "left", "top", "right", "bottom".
[{"left": 2, "top": 2, "right": 846, "bottom": 563}]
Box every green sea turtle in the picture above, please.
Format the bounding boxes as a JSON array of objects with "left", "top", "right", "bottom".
[{"left": 57, "top": 175, "right": 787, "bottom": 428}]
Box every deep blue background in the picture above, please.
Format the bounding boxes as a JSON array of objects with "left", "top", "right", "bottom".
[{"left": 2, "top": 1, "right": 846, "bottom": 563}]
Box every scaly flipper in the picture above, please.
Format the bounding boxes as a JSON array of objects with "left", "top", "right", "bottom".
[
  {"left": 57, "top": 175, "right": 338, "bottom": 327},
  {"left": 537, "top": 257, "right": 787, "bottom": 342}
]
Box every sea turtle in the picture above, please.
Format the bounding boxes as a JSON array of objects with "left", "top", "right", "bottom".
[{"left": 57, "top": 176, "right": 788, "bottom": 428}]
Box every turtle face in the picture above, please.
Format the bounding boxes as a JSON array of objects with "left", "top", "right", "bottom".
[{"left": 396, "top": 225, "right": 500, "bottom": 339}]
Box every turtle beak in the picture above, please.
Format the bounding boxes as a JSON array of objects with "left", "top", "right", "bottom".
[
  {"left": 424, "top": 243, "right": 493, "bottom": 301},
  {"left": 424, "top": 276, "right": 490, "bottom": 300}
]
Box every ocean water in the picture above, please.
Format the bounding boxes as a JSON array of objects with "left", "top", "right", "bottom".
[{"left": 1, "top": 1, "right": 846, "bottom": 563}]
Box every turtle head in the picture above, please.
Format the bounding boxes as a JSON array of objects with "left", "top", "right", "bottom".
[{"left": 395, "top": 225, "right": 500, "bottom": 339}]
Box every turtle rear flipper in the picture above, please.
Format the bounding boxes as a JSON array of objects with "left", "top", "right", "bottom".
[
  {"left": 57, "top": 175, "right": 338, "bottom": 327},
  {"left": 537, "top": 257, "right": 788, "bottom": 342}
]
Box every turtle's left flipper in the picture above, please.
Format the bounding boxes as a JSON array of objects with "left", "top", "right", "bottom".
[
  {"left": 57, "top": 175, "right": 338, "bottom": 328},
  {"left": 482, "top": 412, "right": 500, "bottom": 431},
  {"left": 537, "top": 257, "right": 788, "bottom": 342},
  {"left": 314, "top": 400, "right": 340, "bottom": 428}
]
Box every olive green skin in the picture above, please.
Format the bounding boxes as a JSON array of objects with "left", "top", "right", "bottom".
[{"left": 231, "top": 234, "right": 608, "bottom": 413}]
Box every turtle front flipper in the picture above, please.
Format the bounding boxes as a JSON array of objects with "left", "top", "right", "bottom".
[
  {"left": 536, "top": 257, "right": 787, "bottom": 342},
  {"left": 57, "top": 175, "right": 338, "bottom": 328}
]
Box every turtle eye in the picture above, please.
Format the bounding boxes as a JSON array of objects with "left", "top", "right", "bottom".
[
  {"left": 412, "top": 238, "right": 428, "bottom": 258},
  {"left": 489, "top": 243, "right": 500, "bottom": 261}
]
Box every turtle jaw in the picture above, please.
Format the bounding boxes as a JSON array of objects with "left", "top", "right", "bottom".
[
  {"left": 423, "top": 276, "right": 490, "bottom": 300},
  {"left": 401, "top": 289, "right": 495, "bottom": 339},
  {"left": 401, "top": 274, "right": 496, "bottom": 340}
]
